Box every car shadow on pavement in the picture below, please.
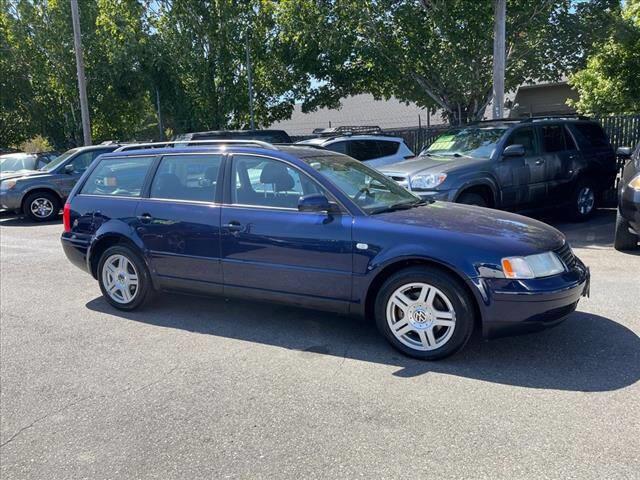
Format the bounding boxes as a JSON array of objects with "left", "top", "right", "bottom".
[
  {"left": 0, "top": 214, "right": 61, "bottom": 227},
  {"left": 86, "top": 293, "right": 640, "bottom": 392}
]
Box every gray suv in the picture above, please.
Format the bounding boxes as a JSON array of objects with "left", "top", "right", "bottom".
[
  {"left": 379, "top": 117, "right": 617, "bottom": 220},
  {"left": 0, "top": 144, "right": 119, "bottom": 222}
]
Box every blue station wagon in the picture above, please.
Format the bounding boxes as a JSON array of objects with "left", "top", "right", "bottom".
[{"left": 61, "top": 141, "right": 590, "bottom": 360}]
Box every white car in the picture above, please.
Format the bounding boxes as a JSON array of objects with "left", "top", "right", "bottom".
[{"left": 296, "top": 135, "right": 414, "bottom": 168}]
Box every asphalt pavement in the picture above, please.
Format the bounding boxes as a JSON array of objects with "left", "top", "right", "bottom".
[{"left": 1, "top": 209, "right": 639, "bottom": 479}]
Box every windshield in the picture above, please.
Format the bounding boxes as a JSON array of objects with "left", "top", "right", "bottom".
[
  {"left": 303, "top": 154, "right": 423, "bottom": 214},
  {"left": 0, "top": 154, "right": 35, "bottom": 172},
  {"left": 40, "top": 148, "right": 77, "bottom": 171},
  {"left": 423, "top": 127, "right": 507, "bottom": 158}
]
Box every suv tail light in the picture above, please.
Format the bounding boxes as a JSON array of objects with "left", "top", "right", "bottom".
[{"left": 63, "top": 203, "right": 71, "bottom": 232}]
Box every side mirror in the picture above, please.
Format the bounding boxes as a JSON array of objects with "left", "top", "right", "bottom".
[
  {"left": 298, "top": 193, "right": 335, "bottom": 213},
  {"left": 502, "top": 144, "right": 525, "bottom": 157},
  {"left": 616, "top": 146, "right": 633, "bottom": 159},
  {"left": 64, "top": 164, "right": 75, "bottom": 174}
]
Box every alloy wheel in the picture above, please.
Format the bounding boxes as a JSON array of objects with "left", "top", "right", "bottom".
[
  {"left": 577, "top": 187, "right": 595, "bottom": 216},
  {"left": 101, "top": 254, "right": 139, "bottom": 304},
  {"left": 386, "top": 282, "right": 456, "bottom": 351},
  {"left": 30, "top": 198, "right": 54, "bottom": 219}
]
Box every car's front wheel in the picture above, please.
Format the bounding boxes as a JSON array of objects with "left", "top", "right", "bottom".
[
  {"left": 24, "top": 191, "right": 60, "bottom": 222},
  {"left": 614, "top": 210, "right": 638, "bottom": 251},
  {"left": 98, "top": 245, "right": 153, "bottom": 310},
  {"left": 375, "top": 267, "right": 475, "bottom": 360}
]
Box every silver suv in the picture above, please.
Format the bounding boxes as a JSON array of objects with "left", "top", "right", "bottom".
[{"left": 0, "top": 144, "right": 119, "bottom": 222}]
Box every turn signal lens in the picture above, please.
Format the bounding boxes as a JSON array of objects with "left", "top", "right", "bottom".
[
  {"left": 629, "top": 174, "right": 640, "bottom": 191},
  {"left": 501, "top": 257, "right": 534, "bottom": 279},
  {"left": 63, "top": 203, "right": 71, "bottom": 232}
]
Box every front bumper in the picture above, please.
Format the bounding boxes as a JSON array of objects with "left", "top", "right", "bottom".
[
  {"left": 0, "top": 190, "right": 23, "bottom": 211},
  {"left": 480, "top": 258, "right": 590, "bottom": 339},
  {"left": 413, "top": 189, "right": 456, "bottom": 202}
]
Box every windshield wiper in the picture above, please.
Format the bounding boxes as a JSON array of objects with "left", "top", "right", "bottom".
[{"left": 369, "top": 200, "right": 431, "bottom": 215}]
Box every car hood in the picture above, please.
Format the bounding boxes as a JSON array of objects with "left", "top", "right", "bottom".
[
  {"left": 379, "top": 155, "right": 489, "bottom": 176},
  {"left": 0, "top": 169, "right": 51, "bottom": 181},
  {"left": 374, "top": 201, "right": 565, "bottom": 255}
]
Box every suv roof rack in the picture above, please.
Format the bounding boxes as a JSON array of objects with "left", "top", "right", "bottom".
[
  {"left": 520, "top": 114, "right": 591, "bottom": 122},
  {"left": 114, "top": 139, "right": 278, "bottom": 153},
  {"left": 314, "top": 125, "right": 384, "bottom": 137},
  {"left": 469, "top": 118, "right": 521, "bottom": 125}
]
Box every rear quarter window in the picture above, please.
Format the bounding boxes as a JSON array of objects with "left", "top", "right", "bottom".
[
  {"left": 81, "top": 156, "right": 155, "bottom": 197},
  {"left": 571, "top": 123, "right": 610, "bottom": 149},
  {"left": 376, "top": 140, "right": 400, "bottom": 156}
]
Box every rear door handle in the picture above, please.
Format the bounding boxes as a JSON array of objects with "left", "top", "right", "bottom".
[
  {"left": 535, "top": 159, "right": 545, "bottom": 165},
  {"left": 137, "top": 213, "right": 153, "bottom": 223},
  {"left": 225, "top": 221, "right": 243, "bottom": 232}
]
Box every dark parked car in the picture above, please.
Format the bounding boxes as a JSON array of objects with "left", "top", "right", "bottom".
[
  {"left": 0, "top": 144, "right": 119, "bottom": 221},
  {"left": 379, "top": 117, "right": 617, "bottom": 220},
  {"left": 175, "top": 129, "right": 293, "bottom": 144},
  {"left": 614, "top": 144, "right": 640, "bottom": 250},
  {"left": 61, "top": 141, "right": 589, "bottom": 360},
  {"left": 0, "top": 151, "right": 59, "bottom": 173}
]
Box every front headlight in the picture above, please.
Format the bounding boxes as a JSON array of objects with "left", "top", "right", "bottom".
[
  {"left": 0, "top": 180, "right": 17, "bottom": 191},
  {"left": 501, "top": 251, "right": 565, "bottom": 279},
  {"left": 629, "top": 174, "right": 640, "bottom": 191},
  {"left": 410, "top": 173, "right": 447, "bottom": 190}
]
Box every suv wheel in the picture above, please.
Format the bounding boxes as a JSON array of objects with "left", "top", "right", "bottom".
[
  {"left": 457, "top": 192, "right": 488, "bottom": 207},
  {"left": 614, "top": 210, "right": 638, "bottom": 251},
  {"left": 374, "top": 267, "right": 475, "bottom": 360},
  {"left": 24, "top": 191, "right": 60, "bottom": 222},
  {"left": 570, "top": 179, "right": 597, "bottom": 221},
  {"left": 98, "top": 246, "right": 153, "bottom": 310}
]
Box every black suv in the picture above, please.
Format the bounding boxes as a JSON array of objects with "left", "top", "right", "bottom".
[
  {"left": 379, "top": 117, "right": 617, "bottom": 220},
  {"left": 614, "top": 144, "right": 640, "bottom": 250}
]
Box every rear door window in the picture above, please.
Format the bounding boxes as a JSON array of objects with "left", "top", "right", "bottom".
[
  {"left": 81, "top": 156, "right": 155, "bottom": 197},
  {"left": 150, "top": 154, "right": 222, "bottom": 202},
  {"left": 540, "top": 125, "right": 567, "bottom": 153}
]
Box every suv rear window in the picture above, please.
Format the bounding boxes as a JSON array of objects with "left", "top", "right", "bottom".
[
  {"left": 81, "top": 156, "right": 154, "bottom": 197},
  {"left": 571, "top": 123, "right": 610, "bottom": 148},
  {"left": 376, "top": 140, "right": 400, "bottom": 156}
]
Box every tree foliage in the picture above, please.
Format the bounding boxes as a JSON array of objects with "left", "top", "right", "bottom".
[
  {"left": 569, "top": 0, "right": 640, "bottom": 114},
  {"left": 275, "top": 0, "right": 622, "bottom": 124}
]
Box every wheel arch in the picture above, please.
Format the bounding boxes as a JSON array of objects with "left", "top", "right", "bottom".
[
  {"left": 363, "top": 257, "right": 484, "bottom": 332},
  {"left": 454, "top": 181, "right": 497, "bottom": 207},
  {"left": 87, "top": 233, "right": 149, "bottom": 281},
  {"left": 21, "top": 187, "right": 63, "bottom": 211}
]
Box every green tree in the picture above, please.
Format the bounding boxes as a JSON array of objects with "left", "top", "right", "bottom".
[
  {"left": 275, "top": 0, "right": 621, "bottom": 124},
  {"left": 569, "top": 0, "right": 640, "bottom": 114}
]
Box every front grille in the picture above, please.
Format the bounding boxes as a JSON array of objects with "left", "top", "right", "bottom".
[
  {"left": 555, "top": 243, "right": 576, "bottom": 269},
  {"left": 385, "top": 173, "right": 410, "bottom": 189}
]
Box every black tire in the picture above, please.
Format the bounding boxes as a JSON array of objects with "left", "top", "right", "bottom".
[
  {"left": 457, "top": 192, "right": 488, "bottom": 207},
  {"left": 97, "top": 245, "right": 153, "bottom": 311},
  {"left": 614, "top": 210, "right": 638, "bottom": 251},
  {"left": 569, "top": 179, "right": 597, "bottom": 221},
  {"left": 23, "top": 191, "right": 60, "bottom": 222},
  {"left": 374, "top": 266, "right": 475, "bottom": 360}
]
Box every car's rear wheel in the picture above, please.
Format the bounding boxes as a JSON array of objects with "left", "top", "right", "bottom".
[
  {"left": 98, "top": 245, "right": 152, "bottom": 310},
  {"left": 614, "top": 210, "right": 638, "bottom": 251},
  {"left": 24, "top": 191, "right": 60, "bottom": 222},
  {"left": 569, "top": 179, "right": 597, "bottom": 221},
  {"left": 374, "top": 267, "right": 475, "bottom": 360},
  {"left": 457, "top": 192, "right": 488, "bottom": 207}
]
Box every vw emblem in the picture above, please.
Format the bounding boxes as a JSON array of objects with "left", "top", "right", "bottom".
[{"left": 413, "top": 309, "right": 428, "bottom": 323}]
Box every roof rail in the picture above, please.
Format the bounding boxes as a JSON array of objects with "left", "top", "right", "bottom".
[
  {"left": 520, "top": 114, "right": 591, "bottom": 122},
  {"left": 114, "top": 139, "right": 278, "bottom": 153},
  {"left": 314, "top": 125, "right": 384, "bottom": 137},
  {"left": 469, "top": 118, "right": 521, "bottom": 124}
]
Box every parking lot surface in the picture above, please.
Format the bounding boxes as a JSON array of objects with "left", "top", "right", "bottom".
[{"left": 1, "top": 210, "right": 639, "bottom": 479}]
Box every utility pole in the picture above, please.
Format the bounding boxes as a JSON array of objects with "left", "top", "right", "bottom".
[
  {"left": 245, "top": 32, "right": 255, "bottom": 130},
  {"left": 155, "top": 86, "right": 164, "bottom": 140},
  {"left": 70, "top": 0, "right": 91, "bottom": 145},
  {"left": 492, "top": 0, "right": 506, "bottom": 120}
]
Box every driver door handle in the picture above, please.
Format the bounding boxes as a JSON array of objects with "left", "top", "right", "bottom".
[
  {"left": 137, "top": 213, "right": 153, "bottom": 223},
  {"left": 226, "top": 221, "right": 243, "bottom": 232}
]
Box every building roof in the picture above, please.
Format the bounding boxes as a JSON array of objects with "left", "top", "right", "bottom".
[{"left": 270, "top": 94, "right": 446, "bottom": 135}]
